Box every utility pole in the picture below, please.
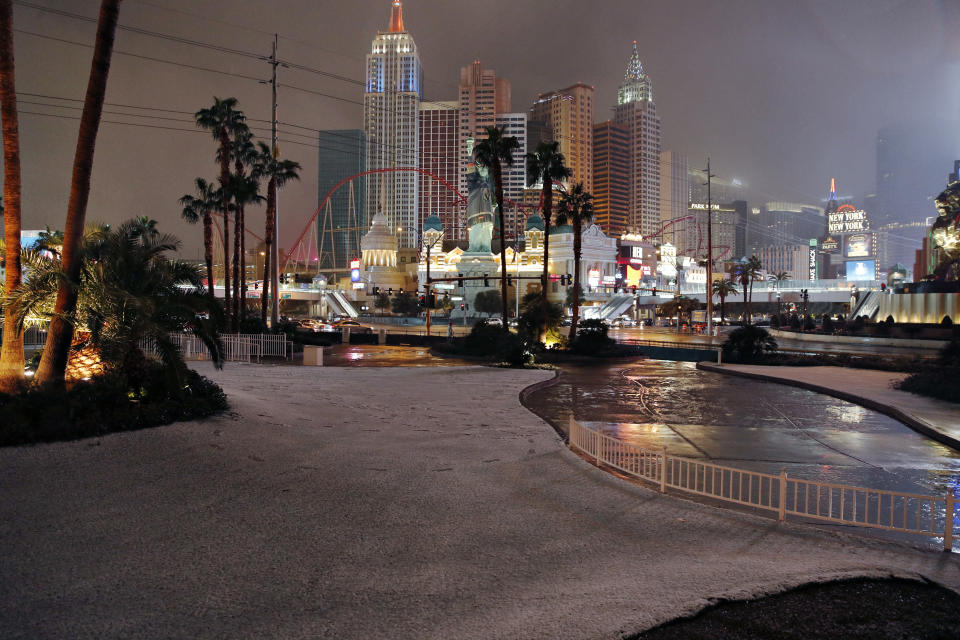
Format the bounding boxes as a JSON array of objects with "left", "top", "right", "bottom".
[
  {"left": 269, "top": 33, "right": 281, "bottom": 327},
  {"left": 704, "top": 158, "right": 716, "bottom": 337}
]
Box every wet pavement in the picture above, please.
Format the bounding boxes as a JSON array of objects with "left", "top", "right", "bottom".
[
  {"left": 526, "top": 360, "right": 960, "bottom": 499},
  {"left": 320, "top": 344, "right": 473, "bottom": 367}
]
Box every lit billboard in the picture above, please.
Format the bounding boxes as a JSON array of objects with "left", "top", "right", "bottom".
[
  {"left": 828, "top": 205, "right": 869, "bottom": 234},
  {"left": 845, "top": 260, "right": 875, "bottom": 281},
  {"left": 845, "top": 233, "right": 872, "bottom": 258}
]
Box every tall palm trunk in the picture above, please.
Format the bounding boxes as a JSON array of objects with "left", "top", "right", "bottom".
[
  {"left": 0, "top": 0, "right": 24, "bottom": 393},
  {"left": 232, "top": 204, "right": 240, "bottom": 325},
  {"left": 261, "top": 177, "right": 275, "bottom": 325},
  {"left": 570, "top": 211, "right": 584, "bottom": 339},
  {"left": 492, "top": 160, "right": 508, "bottom": 330},
  {"left": 540, "top": 173, "right": 553, "bottom": 341},
  {"left": 748, "top": 278, "right": 755, "bottom": 322},
  {"left": 719, "top": 293, "right": 726, "bottom": 324},
  {"left": 741, "top": 275, "right": 748, "bottom": 324},
  {"left": 203, "top": 211, "right": 214, "bottom": 300},
  {"left": 218, "top": 126, "right": 232, "bottom": 332},
  {"left": 239, "top": 204, "right": 246, "bottom": 322},
  {"left": 35, "top": 0, "right": 120, "bottom": 387}
]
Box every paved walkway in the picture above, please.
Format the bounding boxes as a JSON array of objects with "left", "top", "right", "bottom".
[
  {"left": 699, "top": 363, "right": 960, "bottom": 450},
  {"left": 2, "top": 364, "right": 959, "bottom": 639}
]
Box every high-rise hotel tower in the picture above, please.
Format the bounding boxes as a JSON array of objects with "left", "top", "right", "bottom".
[
  {"left": 613, "top": 42, "right": 661, "bottom": 236},
  {"left": 364, "top": 1, "right": 423, "bottom": 249}
]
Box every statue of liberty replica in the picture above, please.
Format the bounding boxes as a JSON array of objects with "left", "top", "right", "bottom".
[{"left": 464, "top": 141, "right": 496, "bottom": 255}]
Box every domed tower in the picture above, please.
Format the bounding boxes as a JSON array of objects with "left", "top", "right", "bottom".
[
  {"left": 524, "top": 214, "right": 545, "bottom": 258},
  {"left": 422, "top": 214, "right": 444, "bottom": 252}
]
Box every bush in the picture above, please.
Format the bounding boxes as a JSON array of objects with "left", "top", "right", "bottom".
[
  {"left": 942, "top": 316, "right": 953, "bottom": 326},
  {"left": 803, "top": 315, "right": 816, "bottom": 331},
  {"left": 0, "top": 361, "right": 227, "bottom": 447},
  {"left": 896, "top": 340, "right": 960, "bottom": 404},
  {"left": 822, "top": 314, "right": 834, "bottom": 334},
  {"left": 722, "top": 325, "right": 778, "bottom": 362},
  {"left": 238, "top": 316, "right": 269, "bottom": 334},
  {"left": 789, "top": 314, "right": 801, "bottom": 330},
  {"left": 770, "top": 315, "right": 780, "bottom": 329},
  {"left": 569, "top": 318, "right": 616, "bottom": 355},
  {"left": 462, "top": 320, "right": 529, "bottom": 365}
]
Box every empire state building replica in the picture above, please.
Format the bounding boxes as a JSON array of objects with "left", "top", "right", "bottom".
[{"left": 363, "top": 1, "right": 423, "bottom": 250}]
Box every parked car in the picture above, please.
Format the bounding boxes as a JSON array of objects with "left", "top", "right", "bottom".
[
  {"left": 332, "top": 319, "right": 373, "bottom": 334},
  {"left": 486, "top": 317, "right": 503, "bottom": 326}
]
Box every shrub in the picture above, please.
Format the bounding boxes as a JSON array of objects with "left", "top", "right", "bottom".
[
  {"left": 942, "top": 316, "right": 953, "bottom": 326},
  {"left": 722, "top": 325, "right": 778, "bottom": 362},
  {"left": 789, "top": 314, "right": 801, "bottom": 330},
  {"left": 238, "top": 316, "right": 269, "bottom": 334},
  {"left": 569, "top": 318, "right": 616, "bottom": 355},
  {"left": 896, "top": 340, "right": 960, "bottom": 404},
  {"left": 803, "top": 315, "right": 816, "bottom": 331},
  {"left": 885, "top": 315, "right": 895, "bottom": 325},
  {"left": 0, "top": 361, "right": 227, "bottom": 447},
  {"left": 770, "top": 315, "right": 781, "bottom": 329},
  {"left": 822, "top": 314, "right": 834, "bottom": 334}
]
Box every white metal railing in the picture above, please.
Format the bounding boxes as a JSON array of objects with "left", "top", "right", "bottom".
[
  {"left": 569, "top": 417, "right": 958, "bottom": 550},
  {"left": 140, "top": 333, "right": 291, "bottom": 363}
]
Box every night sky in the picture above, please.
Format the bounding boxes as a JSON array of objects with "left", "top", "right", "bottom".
[{"left": 7, "top": 0, "right": 960, "bottom": 257}]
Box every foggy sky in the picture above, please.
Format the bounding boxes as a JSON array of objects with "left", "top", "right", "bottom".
[{"left": 7, "top": 0, "right": 960, "bottom": 257}]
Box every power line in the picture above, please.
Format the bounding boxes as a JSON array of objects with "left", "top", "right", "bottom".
[
  {"left": 14, "top": 29, "right": 266, "bottom": 83},
  {"left": 13, "top": 0, "right": 267, "bottom": 60}
]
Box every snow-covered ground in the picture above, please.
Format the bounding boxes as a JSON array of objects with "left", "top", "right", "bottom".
[{"left": 1, "top": 362, "right": 957, "bottom": 639}]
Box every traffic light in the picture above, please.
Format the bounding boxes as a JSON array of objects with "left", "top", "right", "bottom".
[
  {"left": 387, "top": 287, "right": 394, "bottom": 295},
  {"left": 507, "top": 274, "right": 513, "bottom": 287},
  {"left": 457, "top": 273, "right": 464, "bottom": 287},
  {"left": 483, "top": 273, "right": 489, "bottom": 287},
  {"left": 567, "top": 273, "right": 573, "bottom": 285},
  {"left": 652, "top": 287, "right": 657, "bottom": 296},
  {"left": 372, "top": 286, "right": 380, "bottom": 295},
  {"left": 399, "top": 288, "right": 404, "bottom": 294},
  {"left": 560, "top": 274, "right": 567, "bottom": 286},
  {"left": 427, "top": 293, "right": 436, "bottom": 307},
  {"left": 418, "top": 294, "right": 426, "bottom": 306},
  {"left": 460, "top": 303, "right": 465, "bottom": 311},
  {"left": 632, "top": 286, "right": 637, "bottom": 294}
]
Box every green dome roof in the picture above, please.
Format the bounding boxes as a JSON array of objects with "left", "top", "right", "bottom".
[
  {"left": 525, "top": 214, "right": 544, "bottom": 231},
  {"left": 423, "top": 214, "right": 443, "bottom": 232}
]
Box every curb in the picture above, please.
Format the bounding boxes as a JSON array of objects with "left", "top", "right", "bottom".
[
  {"left": 696, "top": 362, "right": 960, "bottom": 452},
  {"left": 518, "top": 369, "right": 566, "bottom": 442}
]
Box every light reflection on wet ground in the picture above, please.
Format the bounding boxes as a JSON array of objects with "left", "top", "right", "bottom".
[
  {"left": 320, "top": 344, "right": 473, "bottom": 367},
  {"left": 526, "top": 360, "right": 960, "bottom": 499}
]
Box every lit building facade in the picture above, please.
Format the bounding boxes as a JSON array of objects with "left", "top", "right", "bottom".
[
  {"left": 364, "top": 0, "right": 423, "bottom": 249},
  {"left": 494, "top": 111, "right": 528, "bottom": 242},
  {"left": 659, "top": 150, "right": 689, "bottom": 248},
  {"left": 457, "top": 60, "right": 511, "bottom": 197},
  {"left": 592, "top": 121, "right": 630, "bottom": 237},
  {"left": 418, "top": 101, "right": 461, "bottom": 240},
  {"left": 755, "top": 244, "right": 811, "bottom": 281},
  {"left": 613, "top": 42, "right": 661, "bottom": 236},
  {"left": 530, "top": 83, "right": 594, "bottom": 192},
  {"left": 317, "top": 129, "right": 366, "bottom": 272}
]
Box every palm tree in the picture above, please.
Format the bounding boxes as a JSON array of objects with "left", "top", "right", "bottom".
[
  {"left": 768, "top": 271, "right": 789, "bottom": 289},
  {"left": 661, "top": 295, "right": 699, "bottom": 333},
  {"left": 473, "top": 126, "right": 520, "bottom": 331},
  {"left": 736, "top": 255, "right": 763, "bottom": 324},
  {"left": 231, "top": 131, "right": 260, "bottom": 323},
  {"left": 179, "top": 177, "right": 221, "bottom": 303},
  {"left": 13, "top": 219, "right": 223, "bottom": 389},
  {"left": 255, "top": 142, "right": 300, "bottom": 326},
  {"left": 712, "top": 278, "right": 738, "bottom": 325},
  {"left": 525, "top": 141, "right": 570, "bottom": 340},
  {"left": 556, "top": 182, "right": 594, "bottom": 338},
  {"left": 229, "top": 174, "right": 262, "bottom": 323},
  {"left": 34, "top": 0, "right": 121, "bottom": 388},
  {"left": 0, "top": 0, "right": 24, "bottom": 393},
  {"left": 195, "top": 97, "right": 246, "bottom": 331}
]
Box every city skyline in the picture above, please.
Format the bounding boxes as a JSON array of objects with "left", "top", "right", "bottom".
[{"left": 5, "top": 0, "right": 960, "bottom": 257}]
